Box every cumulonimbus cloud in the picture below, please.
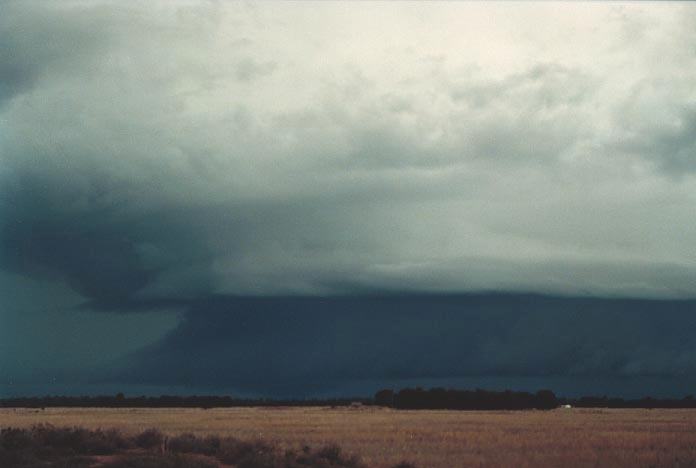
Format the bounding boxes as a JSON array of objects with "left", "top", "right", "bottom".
[
  {"left": 2, "top": 1, "right": 696, "bottom": 398},
  {"left": 2, "top": 1, "right": 696, "bottom": 304}
]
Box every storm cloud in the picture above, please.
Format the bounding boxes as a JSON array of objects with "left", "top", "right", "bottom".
[
  {"left": 105, "top": 294, "right": 696, "bottom": 398},
  {"left": 1, "top": 1, "right": 696, "bottom": 397}
]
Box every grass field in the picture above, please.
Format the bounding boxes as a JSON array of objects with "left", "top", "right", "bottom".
[{"left": 2, "top": 407, "right": 696, "bottom": 467}]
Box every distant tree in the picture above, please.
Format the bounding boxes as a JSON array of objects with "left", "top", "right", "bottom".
[
  {"left": 534, "top": 390, "right": 558, "bottom": 410},
  {"left": 374, "top": 389, "right": 394, "bottom": 407}
]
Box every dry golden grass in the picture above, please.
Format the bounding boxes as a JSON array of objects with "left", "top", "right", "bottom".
[{"left": 2, "top": 407, "right": 696, "bottom": 467}]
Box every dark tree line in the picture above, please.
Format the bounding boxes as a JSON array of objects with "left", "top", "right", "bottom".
[
  {"left": 374, "top": 388, "right": 696, "bottom": 410},
  {"left": 560, "top": 394, "right": 696, "bottom": 409},
  {"left": 3, "top": 389, "right": 696, "bottom": 409},
  {"left": 374, "top": 388, "right": 558, "bottom": 410},
  {"left": 0, "top": 394, "right": 371, "bottom": 409}
]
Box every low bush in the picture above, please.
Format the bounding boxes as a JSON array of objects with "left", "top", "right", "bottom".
[
  {"left": 101, "top": 453, "right": 217, "bottom": 468},
  {"left": 169, "top": 433, "right": 220, "bottom": 456},
  {"left": 217, "top": 438, "right": 275, "bottom": 465},
  {"left": 0, "top": 424, "right": 413, "bottom": 468},
  {"left": 134, "top": 428, "right": 164, "bottom": 449}
]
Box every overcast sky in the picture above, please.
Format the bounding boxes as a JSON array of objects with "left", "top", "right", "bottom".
[{"left": 1, "top": 1, "right": 696, "bottom": 398}]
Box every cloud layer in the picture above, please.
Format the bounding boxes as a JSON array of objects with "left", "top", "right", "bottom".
[
  {"left": 2, "top": 1, "right": 696, "bottom": 397},
  {"left": 2, "top": 2, "right": 696, "bottom": 301},
  {"left": 106, "top": 294, "right": 696, "bottom": 398}
]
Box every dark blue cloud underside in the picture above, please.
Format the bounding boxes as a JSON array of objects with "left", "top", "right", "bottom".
[{"left": 111, "top": 295, "right": 696, "bottom": 396}]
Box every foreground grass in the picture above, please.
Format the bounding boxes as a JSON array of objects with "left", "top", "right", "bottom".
[
  {"left": 2, "top": 407, "right": 696, "bottom": 467},
  {"left": 0, "top": 424, "right": 394, "bottom": 468}
]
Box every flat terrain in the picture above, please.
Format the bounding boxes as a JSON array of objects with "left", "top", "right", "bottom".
[{"left": 2, "top": 407, "right": 696, "bottom": 467}]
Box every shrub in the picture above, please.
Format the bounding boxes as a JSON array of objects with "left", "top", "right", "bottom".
[
  {"left": 101, "top": 453, "right": 217, "bottom": 468},
  {"left": 0, "top": 427, "right": 33, "bottom": 451},
  {"left": 0, "top": 424, "right": 374, "bottom": 468},
  {"left": 0, "top": 426, "right": 114, "bottom": 467},
  {"left": 168, "top": 433, "right": 220, "bottom": 455},
  {"left": 134, "top": 428, "right": 164, "bottom": 449},
  {"left": 39, "top": 455, "right": 94, "bottom": 467},
  {"left": 317, "top": 443, "right": 343, "bottom": 461},
  {"left": 294, "top": 443, "right": 365, "bottom": 468},
  {"left": 31, "top": 424, "right": 130, "bottom": 454},
  {"left": 217, "top": 438, "right": 276, "bottom": 465}
]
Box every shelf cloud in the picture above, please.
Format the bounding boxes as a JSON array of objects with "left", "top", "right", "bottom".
[{"left": 1, "top": 1, "right": 695, "bottom": 397}]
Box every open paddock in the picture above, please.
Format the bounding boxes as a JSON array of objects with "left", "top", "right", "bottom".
[{"left": 2, "top": 407, "right": 695, "bottom": 467}]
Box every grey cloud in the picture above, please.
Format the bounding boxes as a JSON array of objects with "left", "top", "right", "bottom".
[
  {"left": 2, "top": 2, "right": 696, "bottom": 300},
  {"left": 0, "top": 2, "right": 104, "bottom": 104},
  {"left": 450, "top": 63, "right": 592, "bottom": 109},
  {"left": 0, "top": 271, "right": 179, "bottom": 384},
  {"left": 2, "top": 1, "right": 696, "bottom": 398},
  {"left": 234, "top": 57, "right": 277, "bottom": 82},
  {"left": 613, "top": 102, "right": 696, "bottom": 174}
]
